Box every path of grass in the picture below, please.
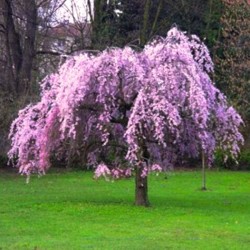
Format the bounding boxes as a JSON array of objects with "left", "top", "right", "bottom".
[{"left": 0, "top": 169, "right": 249, "bottom": 249}]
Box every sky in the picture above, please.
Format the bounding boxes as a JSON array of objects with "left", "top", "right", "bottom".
[
  {"left": 57, "top": 0, "right": 122, "bottom": 22},
  {"left": 57, "top": 0, "right": 93, "bottom": 22}
]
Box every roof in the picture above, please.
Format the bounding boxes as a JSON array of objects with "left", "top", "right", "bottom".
[{"left": 47, "top": 22, "right": 91, "bottom": 38}]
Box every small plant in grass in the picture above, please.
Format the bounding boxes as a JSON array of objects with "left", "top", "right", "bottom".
[{"left": 8, "top": 28, "right": 243, "bottom": 206}]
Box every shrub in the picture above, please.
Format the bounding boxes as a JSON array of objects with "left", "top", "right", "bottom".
[{"left": 214, "top": 148, "right": 250, "bottom": 170}]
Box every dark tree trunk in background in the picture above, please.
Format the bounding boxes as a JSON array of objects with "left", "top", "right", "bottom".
[
  {"left": 3, "top": 0, "right": 22, "bottom": 94},
  {"left": 2, "top": 0, "right": 37, "bottom": 96},
  {"left": 140, "top": 0, "right": 151, "bottom": 46},
  {"left": 92, "top": 0, "right": 106, "bottom": 47},
  {"left": 17, "top": 0, "right": 37, "bottom": 94},
  {"left": 149, "top": 0, "right": 163, "bottom": 38},
  {"left": 92, "top": 0, "right": 101, "bottom": 44}
]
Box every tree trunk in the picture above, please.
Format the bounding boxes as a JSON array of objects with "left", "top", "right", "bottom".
[
  {"left": 140, "top": 0, "right": 151, "bottom": 46},
  {"left": 201, "top": 150, "right": 207, "bottom": 191},
  {"left": 87, "top": 0, "right": 94, "bottom": 24},
  {"left": 149, "top": 0, "right": 163, "bottom": 38},
  {"left": 17, "top": 0, "right": 37, "bottom": 95},
  {"left": 2, "top": 0, "right": 37, "bottom": 96},
  {"left": 3, "top": 0, "right": 22, "bottom": 94},
  {"left": 135, "top": 140, "right": 150, "bottom": 206},
  {"left": 135, "top": 166, "right": 149, "bottom": 206},
  {"left": 92, "top": 0, "right": 104, "bottom": 47}
]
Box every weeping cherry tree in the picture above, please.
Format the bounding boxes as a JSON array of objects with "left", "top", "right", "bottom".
[{"left": 8, "top": 28, "right": 244, "bottom": 206}]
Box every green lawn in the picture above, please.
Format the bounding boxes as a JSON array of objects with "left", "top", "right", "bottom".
[{"left": 0, "top": 169, "right": 249, "bottom": 250}]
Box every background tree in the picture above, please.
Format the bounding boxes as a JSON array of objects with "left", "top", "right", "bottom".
[
  {"left": 55, "top": 0, "right": 92, "bottom": 50},
  {"left": 213, "top": 0, "right": 250, "bottom": 152},
  {"left": 0, "top": 0, "right": 67, "bottom": 161},
  {"left": 214, "top": 0, "right": 250, "bottom": 119},
  {"left": 91, "top": 0, "right": 120, "bottom": 49},
  {"left": 90, "top": 0, "right": 222, "bottom": 48},
  {"left": 0, "top": 0, "right": 37, "bottom": 95},
  {"left": 0, "top": 0, "right": 71, "bottom": 95}
]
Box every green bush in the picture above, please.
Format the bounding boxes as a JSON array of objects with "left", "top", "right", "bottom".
[
  {"left": 214, "top": 149, "right": 250, "bottom": 170},
  {"left": 238, "top": 150, "right": 250, "bottom": 170},
  {"left": 0, "top": 155, "right": 8, "bottom": 168}
]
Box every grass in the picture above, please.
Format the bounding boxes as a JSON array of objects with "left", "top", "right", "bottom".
[{"left": 0, "top": 169, "right": 250, "bottom": 250}]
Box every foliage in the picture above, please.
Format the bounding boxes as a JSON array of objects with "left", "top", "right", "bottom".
[
  {"left": 215, "top": 148, "right": 250, "bottom": 170},
  {"left": 214, "top": 0, "right": 250, "bottom": 122},
  {"left": 202, "top": 0, "right": 224, "bottom": 48},
  {"left": 238, "top": 150, "right": 250, "bottom": 170},
  {"left": 8, "top": 28, "right": 243, "bottom": 180},
  {"left": 0, "top": 91, "right": 39, "bottom": 161},
  {"left": 0, "top": 155, "right": 8, "bottom": 168},
  {"left": 0, "top": 170, "right": 250, "bottom": 249},
  {"left": 91, "top": 0, "right": 223, "bottom": 49}
]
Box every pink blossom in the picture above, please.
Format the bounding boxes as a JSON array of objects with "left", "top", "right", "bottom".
[
  {"left": 151, "top": 164, "right": 162, "bottom": 172},
  {"left": 8, "top": 27, "right": 244, "bottom": 177},
  {"left": 94, "top": 163, "right": 111, "bottom": 180}
]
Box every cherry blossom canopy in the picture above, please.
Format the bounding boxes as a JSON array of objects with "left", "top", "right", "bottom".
[{"left": 8, "top": 28, "right": 244, "bottom": 177}]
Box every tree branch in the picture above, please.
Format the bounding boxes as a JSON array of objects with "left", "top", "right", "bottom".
[
  {"left": 36, "top": 50, "right": 62, "bottom": 56},
  {"left": 149, "top": 0, "right": 163, "bottom": 38},
  {"left": 87, "top": 0, "right": 94, "bottom": 24}
]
